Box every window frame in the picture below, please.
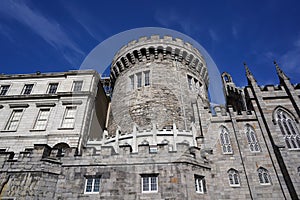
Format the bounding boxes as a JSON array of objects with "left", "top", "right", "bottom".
[
  {"left": 194, "top": 175, "right": 206, "bottom": 194},
  {"left": 0, "top": 85, "right": 10, "bottom": 96},
  {"left": 5, "top": 109, "right": 24, "bottom": 131},
  {"left": 219, "top": 126, "right": 233, "bottom": 154},
  {"left": 228, "top": 169, "right": 240, "bottom": 187},
  {"left": 245, "top": 124, "right": 261, "bottom": 152},
  {"left": 257, "top": 167, "right": 271, "bottom": 185},
  {"left": 72, "top": 80, "right": 83, "bottom": 92},
  {"left": 136, "top": 73, "right": 142, "bottom": 88},
  {"left": 47, "top": 83, "right": 59, "bottom": 94},
  {"left": 84, "top": 177, "right": 101, "bottom": 194},
  {"left": 129, "top": 75, "right": 134, "bottom": 90},
  {"left": 141, "top": 174, "right": 158, "bottom": 193},
  {"left": 22, "top": 84, "right": 34, "bottom": 95},
  {"left": 61, "top": 106, "right": 77, "bottom": 129},
  {"left": 276, "top": 109, "right": 300, "bottom": 149},
  {"left": 33, "top": 108, "right": 51, "bottom": 130},
  {"left": 144, "top": 71, "right": 150, "bottom": 86}
]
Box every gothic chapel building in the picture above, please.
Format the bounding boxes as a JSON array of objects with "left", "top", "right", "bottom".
[{"left": 0, "top": 35, "right": 299, "bottom": 199}]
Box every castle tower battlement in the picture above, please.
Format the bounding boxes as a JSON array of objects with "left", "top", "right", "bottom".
[{"left": 107, "top": 35, "right": 210, "bottom": 139}]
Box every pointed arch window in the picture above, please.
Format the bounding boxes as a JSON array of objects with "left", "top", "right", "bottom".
[
  {"left": 220, "top": 126, "right": 233, "bottom": 154},
  {"left": 276, "top": 109, "right": 300, "bottom": 149},
  {"left": 257, "top": 167, "right": 271, "bottom": 185},
  {"left": 245, "top": 125, "right": 260, "bottom": 152},
  {"left": 228, "top": 169, "right": 240, "bottom": 187}
]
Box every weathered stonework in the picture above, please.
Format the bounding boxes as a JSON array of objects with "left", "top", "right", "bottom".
[{"left": 0, "top": 36, "right": 299, "bottom": 199}]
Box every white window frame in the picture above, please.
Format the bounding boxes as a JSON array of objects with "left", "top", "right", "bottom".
[
  {"left": 47, "top": 83, "right": 58, "bottom": 94},
  {"left": 130, "top": 75, "right": 134, "bottom": 90},
  {"left": 72, "top": 81, "right": 83, "bottom": 92},
  {"left": 84, "top": 177, "right": 101, "bottom": 194},
  {"left": 5, "top": 109, "right": 23, "bottom": 131},
  {"left": 228, "top": 169, "right": 240, "bottom": 187},
  {"left": 33, "top": 108, "right": 50, "bottom": 130},
  {"left": 0, "top": 85, "right": 10, "bottom": 96},
  {"left": 195, "top": 175, "right": 205, "bottom": 194},
  {"left": 137, "top": 73, "right": 142, "bottom": 88},
  {"left": 220, "top": 126, "right": 233, "bottom": 154},
  {"left": 144, "top": 71, "right": 150, "bottom": 86},
  {"left": 22, "top": 84, "right": 34, "bottom": 95},
  {"left": 245, "top": 124, "right": 261, "bottom": 152},
  {"left": 61, "top": 106, "right": 77, "bottom": 129},
  {"left": 258, "top": 167, "right": 271, "bottom": 185},
  {"left": 141, "top": 175, "right": 158, "bottom": 193},
  {"left": 276, "top": 109, "right": 300, "bottom": 149}
]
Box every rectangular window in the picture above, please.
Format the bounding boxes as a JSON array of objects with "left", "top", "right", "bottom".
[
  {"left": 61, "top": 106, "right": 76, "bottom": 128},
  {"left": 137, "top": 73, "right": 142, "bottom": 88},
  {"left": 144, "top": 71, "right": 150, "bottom": 86},
  {"left": 5, "top": 109, "right": 23, "bottom": 131},
  {"left": 22, "top": 84, "right": 34, "bottom": 95},
  {"left": 48, "top": 83, "right": 58, "bottom": 94},
  {"left": 73, "top": 81, "right": 83, "bottom": 92},
  {"left": 195, "top": 175, "right": 206, "bottom": 194},
  {"left": 130, "top": 75, "right": 134, "bottom": 90},
  {"left": 141, "top": 175, "right": 158, "bottom": 193},
  {"left": 0, "top": 85, "right": 10, "bottom": 96},
  {"left": 33, "top": 109, "right": 50, "bottom": 130},
  {"left": 84, "top": 177, "right": 100, "bottom": 194},
  {"left": 187, "top": 75, "right": 192, "bottom": 90}
]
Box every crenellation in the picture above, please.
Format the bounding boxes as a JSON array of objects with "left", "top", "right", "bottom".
[{"left": 1, "top": 34, "right": 299, "bottom": 199}]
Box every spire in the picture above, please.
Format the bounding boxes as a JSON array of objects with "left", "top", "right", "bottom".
[
  {"left": 244, "top": 62, "right": 256, "bottom": 84},
  {"left": 274, "top": 60, "right": 289, "bottom": 81}
]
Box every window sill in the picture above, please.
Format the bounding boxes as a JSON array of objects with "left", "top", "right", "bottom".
[
  {"left": 0, "top": 130, "right": 17, "bottom": 132},
  {"left": 57, "top": 127, "right": 74, "bottom": 130},
  {"left": 29, "top": 129, "right": 46, "bottom": 132},
  {"left": 141, "top": 191, "right": 158, "bottom": 193},
  {"left": 230, "top": 184, "right": 241, "bottom": 187},
  {"left": 84, "top": 192, "right": 99, "bottom": 194},
  {"left": 287, "top": 148, "right": 300, "bottom": 151},
  {"left": 260, "top": 183, "right": 271, "bottom": 186}
]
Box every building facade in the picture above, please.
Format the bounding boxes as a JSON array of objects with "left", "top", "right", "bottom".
[{"left": 0, "top": 35, "right": 299, "bottom": 199}]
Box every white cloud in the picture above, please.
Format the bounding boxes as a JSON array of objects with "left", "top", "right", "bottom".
[
  {"left": 0, "top": 0, "right": 84, "bottom": 65},
  {"left": 63, "top": 3, "right": 108, "bottom": 42},
  {"left": 279, "top": 38, "right": 300, "bottom": 78},
  {"left": 209, "top": 29, "right": 219, "bottom": 42}
]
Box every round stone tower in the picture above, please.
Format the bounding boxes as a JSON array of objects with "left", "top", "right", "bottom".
[{"left": 106, "top": 35, "right": 209, "bottom": 150}]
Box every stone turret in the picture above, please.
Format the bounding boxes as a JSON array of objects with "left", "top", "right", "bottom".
[{"left": 107, "top": 35, "right": 209, "bottom": 137}]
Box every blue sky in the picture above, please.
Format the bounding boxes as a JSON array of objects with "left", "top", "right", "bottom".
[{"left": 0, "top": 0, "right": 300, "bottom": 87}]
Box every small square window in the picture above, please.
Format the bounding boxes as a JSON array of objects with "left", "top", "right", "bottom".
[
  {"left": 0, "top": 85, "right": 10, "bottom": 95},
  {"left": 73, "top": 81, "right": 83, "bottom": 92},
  {"left": 48, "top": 83, "right": 58, "bottom": 94},
  {"left": 141, "top": 174, "right": 158, "bottom": 193},
  {"left": 84, "top": 177, "right": 100, "bottom": 194},
  {"left": 149, "top": 146, "right": 157, "bottom": 153},
  {"left": 22, "top": 84, "right": 34, "bottom": 95}
]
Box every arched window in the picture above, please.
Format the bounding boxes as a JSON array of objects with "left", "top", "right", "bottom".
[
  {"left": 257, "top": 167, "right": 271, "bottom": 185},
  {"left": 245, "top": 124, "right": 260, "bottom": 152},
  {"left": 220, "top": 126, "right": 233, "bottom": 154},
  {"left": 276, "top": 109, "right": 300, "bottom": 149},
  {"left": 228, "top": 169, "right": 240, "bottom": 186}
]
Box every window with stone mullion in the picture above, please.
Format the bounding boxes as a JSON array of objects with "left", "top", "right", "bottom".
[{"left": 276, "top": 109, "right": 300, "bottom": 149}]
